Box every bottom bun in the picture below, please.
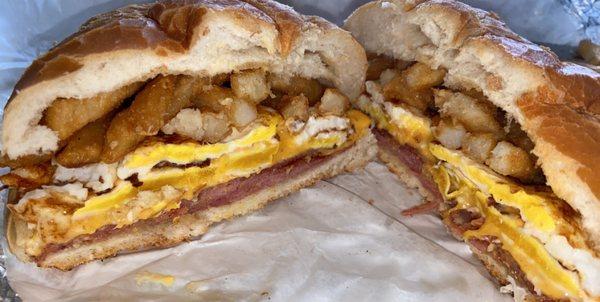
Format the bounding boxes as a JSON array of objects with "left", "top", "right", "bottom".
[{"left": 9, "top": 131, "right": 376, "bottom": 271}]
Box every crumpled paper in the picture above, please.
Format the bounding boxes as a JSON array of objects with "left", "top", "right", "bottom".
[{"left": 0, "top": 0, "right": 593, "bottom": 301}]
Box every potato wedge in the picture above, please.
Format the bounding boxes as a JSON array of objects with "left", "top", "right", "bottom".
[
  {"left": 56, "top": 117, "right": 109, "bottom": 168},
  {"left": 44, "top": 81, "right": 144, "bottom": 140},
  {"left": 102, "top": 75, "right": 200, "bottom": 163}
]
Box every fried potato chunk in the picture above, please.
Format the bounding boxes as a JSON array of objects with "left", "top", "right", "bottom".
[
  {"left": 194, "top": 86, "right": 235, "bottom": 112},
  {"left": 382, "top": 62, "right": 446, "bottom": 111},
  {"left": 228, "top": 99, "right": 258, "bottom": 128},
  {"left": 318, "top": 88, "right": 350, "bottom": 116},
  {"left": 434, "top": 90, "right": 503, "bottom": 135},
  {"left": 379, "top": 69, "right": 400, "bottom": 86},
  {"left": 0, "top": 163, "right": 53, "bottom": 190},
  {"left": 45, "top": 81, "right": 144, "bottom": 140},
  {"left": 202, "top": 112, "right": 231, "bottom": 143},
  {"left": 403, "top": 62, "right": 446, "bottom": 90},
  {"left": 269, "top": 74, "right": 324, "bottom": 105},
  {"left": 435, "top": 119, "right": 467, "bottom": 150},
  {"left": 55, "top": 117, "right": 109, "bottom": 168},
  {"left": 162, "top": 108, "right": 205, "bottom": 141},
  {"left": 0, "top": 153, "right": 52, "bottom": 169},
  {"left": 279, "top": 95, "right": 309, "bottom": 121},
  {"left": 486, "top": 141, "right": 535, "bottom": 181},
  {"left": 102, "top": 75, "right": 201, "bottom": 163},
  {"left": 462, "top": 132, "right": 497, "bottom": 163},
  {"left": 366, "top": 56, "right": 395, "bottom": 80},
  {"left": 231, "top": 70, "right": 270, "bottom": 104}
]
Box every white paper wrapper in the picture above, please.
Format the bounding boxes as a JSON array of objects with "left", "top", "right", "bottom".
[{"left": 1, "top": 0, "right": 591, "bottom": 301}]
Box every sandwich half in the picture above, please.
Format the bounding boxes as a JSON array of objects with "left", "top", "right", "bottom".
[
  {"left": 1, "top": 0, "right": 376, "bottom": 270},
  {"left": 345, "top": 0, "right": 600, "bottom": 301}
]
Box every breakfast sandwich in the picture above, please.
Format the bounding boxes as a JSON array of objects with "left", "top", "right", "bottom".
[
  {"left": 1, "top": 0, "right": 376, "bottom": 270},
  {"left": 345, "top": 0, "right": 600, "bottom": 300}
]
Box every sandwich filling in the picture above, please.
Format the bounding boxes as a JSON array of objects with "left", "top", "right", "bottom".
[
  {"left": 2, "top": 70, "right": 370, "bottom": 261},
  {"left": 356, "top": 55, "right": 600, "bottom": 301}
]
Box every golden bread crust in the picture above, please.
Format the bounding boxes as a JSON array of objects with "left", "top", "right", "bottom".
[{"left": 345, "top": 0, "right": 600, "bottom": 247}]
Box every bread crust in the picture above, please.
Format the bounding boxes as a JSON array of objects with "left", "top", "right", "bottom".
[
  {"left": 345, "top": 0, "right": 600, "bottom": 248},
  {"left": 2, "top": 0, "right": 367, "bottom": 160},
  {"left": 7, "top": 131, "right": 376, "bottom": 271}
]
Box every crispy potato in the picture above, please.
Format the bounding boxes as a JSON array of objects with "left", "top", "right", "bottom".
[
  {"left": 403, "top": 62, "right": 446, "bottom": 90},
  {"left": 435, "top": 119, "right": 467, "bottom": 149},
  {"left": 202, "top": 112, "right": 231, "bottom": 143},
  {"left": 366, "top": 56, "right": 395, "bottom": 80},
  {"left": 383, "top": 74, "right": 432, "bottom": 111},
  {"left": 486, "top": 141, "right": 535, "bottom": 181},
  {"left": 56, "top": 117, "right": 109, "bottom": 168},
  {"left": 228, "top": 99, "right": 258, "bottom": 127},
  {"left": 0, "top": 153, "right": 52, "bottom": 169},
  {"left": 231, "top": 70, "right": 270, "bottom": 104},
  {"left": 279, "top": 95, "right": 309, "bottom": 121},
  {"left": 434, "top": 90, "right": 503, "bottom": 135},
  {"left": 0, "top": 163, "right": 53, "bottom": 189},
  {"left": 193, "top": 86, "right": 235, "bottom": 112},
  {"left": 102, "top": 75, "right": 199, "bottom": 163},
  {"left": 162, "top": 108, "right": 205, "bottom": 141},
  {"left": 462, "top": 132, "right": 497, "bottom": 163},
  {"left": 318, "top": 88, "right": 350, "bottom": 116},
  {"left": 45, "top": 81, "right": 144, "bottom": 140},
  {"left": 268, "top": 74, "right": 324, "bottom": 104},
  {"left": 378, "top": 69, "right": 400, "bottom": 86}
]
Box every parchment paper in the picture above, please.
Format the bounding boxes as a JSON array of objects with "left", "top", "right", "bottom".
[{"left": 0, "top": 0, "right": 594, "bottom": 301}]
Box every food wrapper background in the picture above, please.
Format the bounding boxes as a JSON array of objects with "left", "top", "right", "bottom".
[{"left": 0, "top": 0, "right": 596, "bottom": 301}]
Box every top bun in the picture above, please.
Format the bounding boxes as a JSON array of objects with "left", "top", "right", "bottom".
[
  {"left": 345, "top": 0, "right": 600, "bottom": 247},
  {"left": 2, "top": 0, "right": 366, "bottom": 159}
]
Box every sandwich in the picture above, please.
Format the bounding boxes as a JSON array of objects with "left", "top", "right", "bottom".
[
  {"left": 345, "top": 0, "right": 600, "bottom": 301},
  {"left": 1, "top": 0, "right": 376, "bottom": 270}
]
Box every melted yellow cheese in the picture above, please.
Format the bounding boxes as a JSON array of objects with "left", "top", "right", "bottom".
[
  {"left": 430, "top": 144, "right": 556, "bottom": 233},
  {"left": 50, "top": 110, "right": 371, "bottom": 244},
  {"left": 354, "top": 97, "right": 432, "bottom": 156},
  {"left": 356, "top": 92, "right": 590, "bottom": 300},
  {"left": 434, "top": 165, "right": 585, "bottom": 299}
]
